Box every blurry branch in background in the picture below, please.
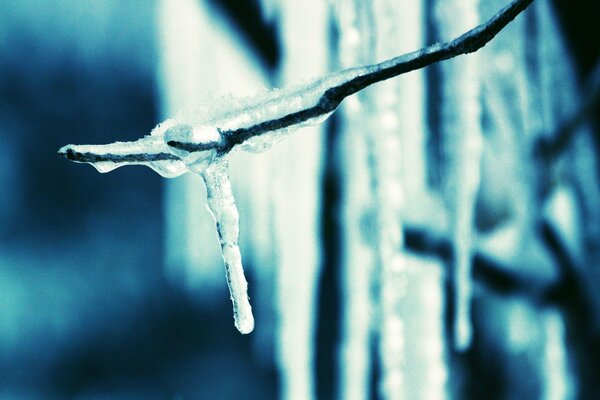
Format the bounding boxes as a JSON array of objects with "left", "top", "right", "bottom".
[
  {"left": 403, "top": 221, "right": 583, "bottom": 309},
  {"left": 60, "top": 0, "right": 535, "bottom": 164},
  {"left": 536, "top": 60, "right": 600, "bottom": 164}
]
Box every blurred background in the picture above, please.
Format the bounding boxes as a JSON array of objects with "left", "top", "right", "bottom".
[{"left": 0, "top": 0, "right": 598, "bottom": 398}]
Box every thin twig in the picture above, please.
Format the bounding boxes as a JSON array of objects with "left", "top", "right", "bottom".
[{"left": 404, "top": 224, "right": 565, "bottom": 308}]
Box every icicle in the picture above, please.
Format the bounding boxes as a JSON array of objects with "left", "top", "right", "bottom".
[
  {"left": 272, "top": 0, "right": 326, "bottom": 398},
  {"left": 334, "top": 0, "right": 448, "bottom": 398},
  {"left": 62, "top": 0, "right": 532, "bottom": 177},
  {"left": 201, "top": 159, "right": 254, "bottom": 334},
  {"left": 434, "top": 0, "right": 482, "bottom": 351}
]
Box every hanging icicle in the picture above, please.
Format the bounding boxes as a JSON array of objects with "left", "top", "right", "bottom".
[
  {"left": 370, "top": 0, "right": 410, "bottom": 397},
  {"left": 201, "top": 159, "right": 254, "bottom": 334},
  {"left": 156, "top": 0, "right": 268, "bottom": 305},
  {"left": 542, "top": 309, "right": 575, "bottom": 400},
  {"left": 332, "top": 1, "right": 376, "bottom": 398},
  {"left": 433, "top": 0, "right": 483, "bottom": 351}
]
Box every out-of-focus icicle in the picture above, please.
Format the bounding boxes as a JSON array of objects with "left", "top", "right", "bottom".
[
  {"left": 333, "top": 1, "right": 376, "bottom": 399},
  {"left": 371, "top": 1, "right": 448, "bottom": 399},
  {"left": 434, "top": 0, "right": 482, "bottom": 351},
  {"left": 201, "top": 159, "right": 254, "bottom": 334},
  {"left": 542, "top": 310, "right": 575, "bottom": 400},
  {"left": 273, "top": 0, "right": 326, "bottom": 398}
]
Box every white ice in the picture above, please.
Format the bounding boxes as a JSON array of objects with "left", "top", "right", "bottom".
[
  {"left": 201, "top": 158, "right": 254, "bottom": 334},
  {"left": 434, "top": 0, "right": 482, "bottom": 352},
  {"left": 542, "top": 310, "right": 575, "bottom": 400},
  {"left": 58, "top": 138, "right": 184, "bottom": 178},
  {"left": 333, "top": 1, "right": 377, "bottom": 399}
]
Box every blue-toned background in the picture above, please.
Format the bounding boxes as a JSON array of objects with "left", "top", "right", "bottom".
[{"left": 1, "top": 0, "right": 599, "bottom": 399}]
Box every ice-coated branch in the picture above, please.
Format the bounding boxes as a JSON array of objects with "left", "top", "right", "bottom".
[{"left": 59, "top": 0, "right": 534, "bottom": 169}]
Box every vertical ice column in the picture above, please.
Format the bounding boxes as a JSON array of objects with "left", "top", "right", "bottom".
[
  {"left": 333, "top": 1, "right": 447, "bottom": 398},
  {"left": 434, "top": 0, "right": 482, "bottom": 351},
  {"left": 332, "top": 1, "right": 376, "bottom": 399},
  {"left": 156, "top": 0, "right": 267, "bottom": 301},
  {"left": 542, "top": 310, "right": 575, "bottom": 400},
  {"left": 370, "top": 1, "right": 448, "bottom": 399},
  {"left": 272, "top": 0, "right": 326, "bottom": 399}
]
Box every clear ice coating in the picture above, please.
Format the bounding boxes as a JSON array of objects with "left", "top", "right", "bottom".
[
  {"left": 201, "top": 159, "right": 254, "bottom": 334},
  {"left": 270, "top": 0, "right": 327, "bottom": 398},
  {"left": 58, "top": 117, "right": 254, "bottom": 334},
  {"left": 58, "top": 0, "right": 534, "bottom": 336},
  {"left": 58, "top": 137, "right": 185, "bottom": 178}
]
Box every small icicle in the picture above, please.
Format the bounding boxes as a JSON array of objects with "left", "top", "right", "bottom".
[
  {"left": 433, "top": 0, "right": 482, "bottom": 352},
  {"left": 201, "top": 158, "right": 254, "bottom": 334}
]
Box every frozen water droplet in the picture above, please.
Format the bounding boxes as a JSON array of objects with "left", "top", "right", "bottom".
[{"left": 164, "top": 124, "right": 196, "bottom": 158}]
